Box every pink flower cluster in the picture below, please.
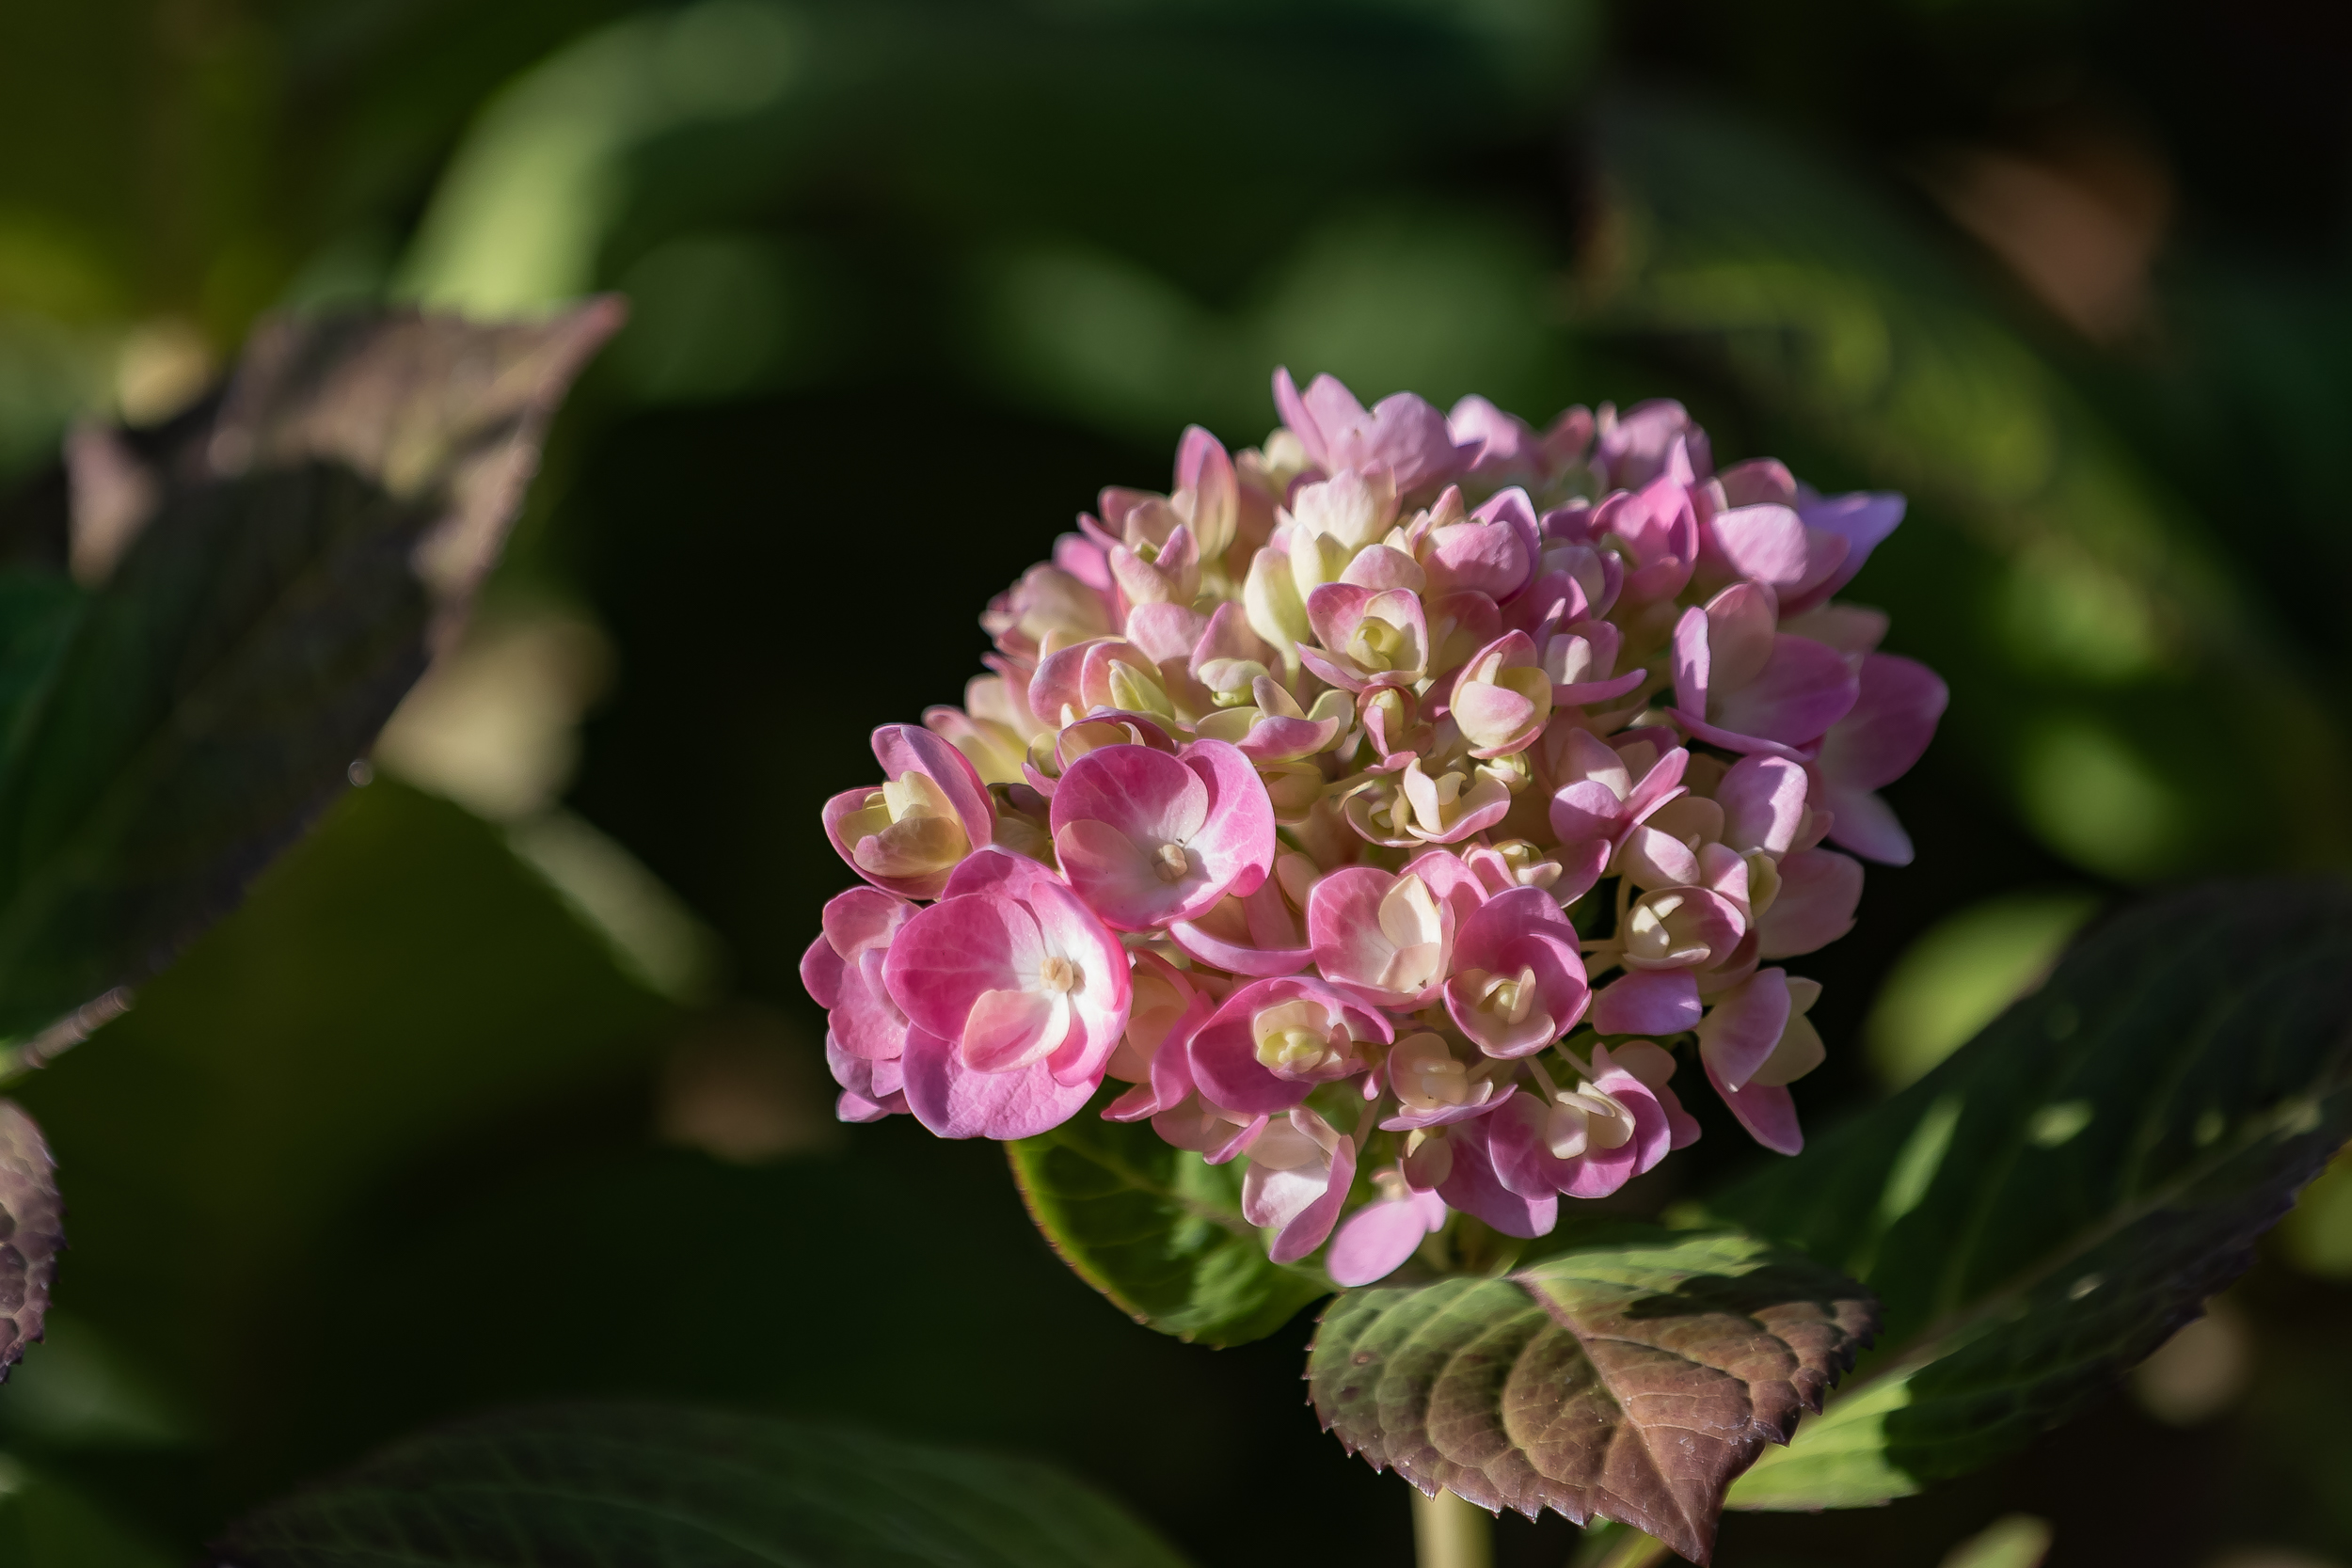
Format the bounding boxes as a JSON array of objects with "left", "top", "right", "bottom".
[{"left": 802, "top": 372, "right": 1946, "bottom": 1285}]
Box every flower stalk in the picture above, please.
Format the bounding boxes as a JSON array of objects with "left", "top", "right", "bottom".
[{"left": 1412, "top": 1487, "right": 1493, "bottom": 1568}]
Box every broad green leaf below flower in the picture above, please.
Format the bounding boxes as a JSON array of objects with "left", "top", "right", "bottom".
[
  {"left": 211, "top": 1403, "right": 1196, "bottom": 1568},
  {"left": 1008, "top": 1093, "right": 1329, "bottom": 1347},
  {"left": 1307, "top": 1223, "right": 1875, "bottom": 1564},
  {"left": 1710, "top": 878, "right": 2352, "bottom": 1509}
]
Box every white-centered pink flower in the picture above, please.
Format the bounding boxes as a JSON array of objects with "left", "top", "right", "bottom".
[
  {"left": 809, "top": 370, "right": 1945, "bottom": 1259},
  {"left": 821, "top": 725, "right": 996, "bottom": 900},
  {"left": 1049, "top": 739, "right": 1275, "bottom": 930},
  {"left": 882, "top": 850, "right": 1131, "bottom": 1083}
]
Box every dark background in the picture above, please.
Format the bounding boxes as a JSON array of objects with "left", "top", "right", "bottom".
[{"left": 0, "top": 1, "right": 2348, "bottom": 1563}]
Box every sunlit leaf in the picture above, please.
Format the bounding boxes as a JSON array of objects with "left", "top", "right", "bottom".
[
  {"left": 1008, "top": 1098, "right": 1328, "bottom": 1347},
  {"left": 211, "top": 1403, "right": 1195, "bottom": 1568},
  {"left": 1308, "top": 1224, "right": 1874, "bottom": 1563},
  {"left": 0, "top": 305, "right": 619, "bottom": 1045},
  {"left": 1713, "top": 879, "right": 2352, "bottom": 1508}
]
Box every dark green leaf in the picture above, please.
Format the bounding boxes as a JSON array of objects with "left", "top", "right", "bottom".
[
  {"left": 211, "top": 1403, "right": 1195, "bottom": 1568},
  {"left": 0, "top": 305, "right": 620, "bottom": 1045},
  {"left": 1308, "top": 1224, "right": 1875, "bottom": 1563},
  {"left": 1712, "top": 879, "right": 2352, "bottom": 1508},
  {"left": 1007, "top": 1097, "right": 1328, "bottom": 1347}
]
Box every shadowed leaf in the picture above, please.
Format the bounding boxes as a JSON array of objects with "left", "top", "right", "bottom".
[
  {"left": 211, "top": 1403, "right": 1195, "bottom": 1568},
  {"left": 1714, "top": 879, "right": 2352, "bottom": 1508},
  {"left": 0, "top": 304, "right": 619, "bottom": 1046},
  {"left": 1309, "top": 1225, "right": 1874, "bottom": 1562},
  {"left": 1008, "top": 1093, "right": 1328, "bottom": 1347},
  {"left": 0, "top": 1101, "right": 61, "bottom": 1380}
]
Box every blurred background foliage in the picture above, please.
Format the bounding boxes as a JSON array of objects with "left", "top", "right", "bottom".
[{"left": 1, "top": 0, "right": 2350, "bottom": 1563}]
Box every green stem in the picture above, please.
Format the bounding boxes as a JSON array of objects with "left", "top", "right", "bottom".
[{"left": 1411, "top": 1487, "right": 1493, "bottom": 1568}]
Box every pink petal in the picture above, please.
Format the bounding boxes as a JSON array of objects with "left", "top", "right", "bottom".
[
  {"left": 1437, "top": 1115, "right": 1556, "bottom": 1238},
  {"left": 1273, "top": 368, "right": 1329, "bottom": 469},
  {"left": 961, "top": 987, "right": 1069, "bottom": 1073},
  {"left": 1706, "top": 503, "right": 1815, "bottom": 590},
  {"left": 1270, "top": 1136, "right": 1359, "bottom": 1264},
  {"left": 1787, "top": 490, "right": 1905, "bottom": 611},
  {"left": 801, "top": 932, "right": 845, "bottom": 1010},
  {"left": 942, "top": 846, "right": 1062, "bottom": 901},
  {"left": 1054, "top": 818, "right": 1171, "bottom": 930},
  {"left": 1757, "top": 848, "right": 1863, "bottom": 958},
  {"left": 1327, "top": 1189, "right": 1449, "bottom": 1286},
  {"left": 1180, "top": 737, "right": 1278, "bottom": 899},
  {"left": 833, "top": 950, "right": 913, "bottom": 1060},
  {"left": 1819, "top": 783, "right": 1915, "bottom": 866},
  {"left": 1670, "top": 605, "right": 1710, "bottom": 717},
  {"left": 901, "top": 1025, "right": 1096, "bottom": 1141},
  {"left": 882, "top": 895, "right": 1042, "bottom": 1041},
  {"left": 1026, "top": 879, "right": 1133, "bottom": 1085},
  {"left": 1709, "top": 634, "right": 1861, "bottom": 748},
  {"left": 874, "top": 723, "right": 996, "bottom": 862},
  {"left": 1050, "top": 743, "right": 1208, "bottom": 849},
  {"left": 1379, "top": 1084, "right": 1518, "bottom": 1132},
  {"left": 1706, "top": 1054, "right": 1804, "bottom": 1156},
  {"left": 1816, "top": 653, "right": 1948, "bottom": 792},
  {"left": 1696, "top": 970, "right": 1790, "bottom": 1091},
  {"left": 1717, "top": 755, "right": 1809, "bottom": 855},
  {"left": 1592, "top": 969, "right": 1701, "bottom": 1035}
]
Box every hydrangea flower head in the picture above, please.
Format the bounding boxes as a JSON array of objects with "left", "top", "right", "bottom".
[{"left": 806, "top": 372, "right": 1945, "bottom": 1281}]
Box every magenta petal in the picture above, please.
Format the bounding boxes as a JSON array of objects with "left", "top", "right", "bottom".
[
  {"left": 1187, "top": 1015, "right": 1313, "bottom": 1115},
  {"left": 1270, "top": 1137, "right": 1359, "bottom": 1263},
  {"left": 1709, "top": 635, "right": 1861, "bottom": 747},
  {"left": 801, "top": 932, "right": 846, "bottom": 1009},
  {"left": 1327, "top": 1190, "right": 1447, "bottom": 1287},
  {"left": 1167, "top": 921, "right": 1311, "bottom": 975},
  {"left": 1817, "top": 653, "right": 1948, "bottom": 792},
  {"left": 1820, "top": 784, "right": 1915, "bottom": 866},
  {"left": 1592, "top": 969, "right": 1701, "bottom": 1035},
  {"left": 901, "top": 1026, "right": 1096, "bottom": 1140},
  {"left": 1438, "top": 1116, "right": 1557, "bottom": 1238},
  {"left": 1696, "top": 970, "right": 1790, "bottom": 1091},
  {"left": 882, "top": 895, "right": 1041, "bottom": 1041},
  {"left": 1052, "top": 743, "right": 1208, "bottom": 852},
  {"left": 1592, "top": 1045, "right": 1675, "bottom": 1176},
  {"left": 834, "top": 950, "right": 913, "bottom": 1060},
  {"left": 1488, "top": 1095, "right": 1575, "bottom": 1199},
  {"left": 1379, "top": 1084, "right": 1518, "bottom": 1132},
  {"left": 1757, "top": 848, "right": 1863, "bottom": 958},
  {"left": 1717, "top": 755, "right": 1810, "bottom": 855},
  {"left": 942, "top": 846, "right": 1061, "bottom": 901},
  {"left": 1026, "top": 879, "right": 1132, "bottom": 1085},
  {"left": 1273, "top": 368, "right": 1327, "bottom": 468},
  {"left": 1790, "top": 490, "right": 1905, "bottom": 610},
  {"left": 1706, "top": 1054, "right": 1804, "bottom": 1155},
  {"left": 1180, "top": 737, "right": 1278, "bottom": 899},
  {"left": 961, "top": 988, "right": 1066, "bottom": 1072},
  {"left": 1707, "top": 503, "right": 1813, "bottom": 589},
  {"left": 1670, "top": 605, "right": 1710, "bottom": 716}
]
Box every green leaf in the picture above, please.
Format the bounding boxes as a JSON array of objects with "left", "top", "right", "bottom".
[
  {"left": 1306, "top": 1224, "right": 1875, "bottom": 1564},
  {"left": 212, "top": 1403, "right": 1195, "bottom": 1568},
  {"left": 1713, "top": 879, "right": 2352, "bottom": 1509},
  {"left": 1007, "top": 1096, "right": 1328, "bottom": 1347},
  {"left": 0, "top": 305, "right": 620, "bottom": 1046}
]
